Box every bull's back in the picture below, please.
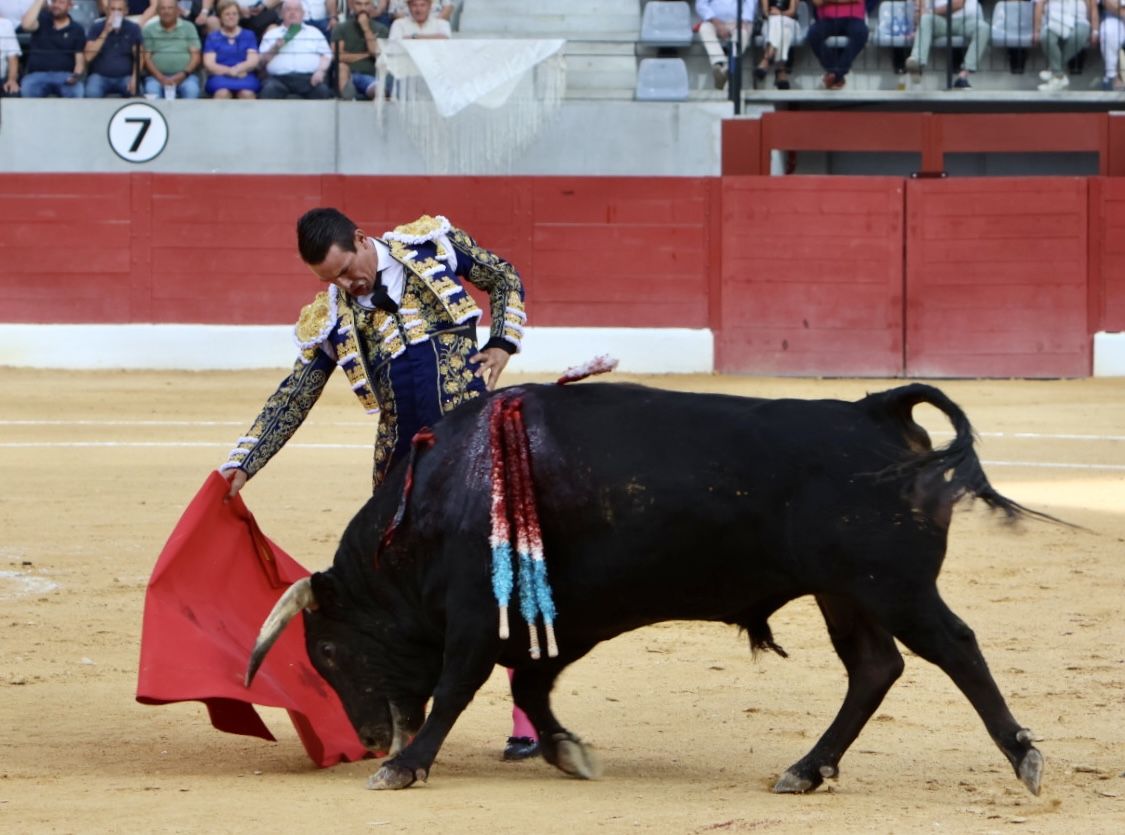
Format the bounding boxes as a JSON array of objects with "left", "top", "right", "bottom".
[{"left": 415, "top": 383, "right": 944, "bottom": 632}]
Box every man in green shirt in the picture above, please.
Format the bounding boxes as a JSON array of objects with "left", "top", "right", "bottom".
[
  {"left": 141, "top": 0, "right": 201, "bottom": 98},
  {"left": 332, "top": 0, "right": 388, "bottom": 99}
]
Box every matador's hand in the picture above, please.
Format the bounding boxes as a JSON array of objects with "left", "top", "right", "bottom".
[
  {"left": 221, "top": 468, "right": 248, "bottom": 501},
  {"left": 470, "top": 347, "right": 510, "bottom": 391}
]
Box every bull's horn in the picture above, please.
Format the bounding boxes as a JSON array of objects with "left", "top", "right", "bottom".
[{"left": 244, "top": 577, "right": 316, "bottom": 687}]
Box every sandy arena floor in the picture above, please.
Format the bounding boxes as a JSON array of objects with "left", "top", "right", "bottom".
[{"left": 1, "top": 368, "right": 1123, "bottom": 834}]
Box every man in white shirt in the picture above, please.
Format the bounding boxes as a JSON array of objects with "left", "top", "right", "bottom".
[
  {"left": 0, "top": 15, "right": 20, "bottom": 95},
  {"left": 259, "top": 0, "right": 332, "bottom": 97},
  {"left": 695, "top": 0, "right": 755, "bottom": 90},
  {"left": 387, "top": 0, "right": 449, "bottom": 39}
]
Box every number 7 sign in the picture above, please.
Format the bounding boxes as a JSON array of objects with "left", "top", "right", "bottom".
[{"left": 108, "top": 102, "right": 169, "bottom": 164}]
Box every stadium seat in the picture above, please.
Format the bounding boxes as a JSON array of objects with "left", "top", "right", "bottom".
[
  {"left": 635, "top": 57, "right": 689, "bottom": 100},
  {"left": 873, "top": 0, "right": 914, "bottom": 48},
  {"left": 639, "top": 1, "right": 694, "bottom": 49},
  {"left": 991, "top": 0, "right": 1036, "bottom": 48}
]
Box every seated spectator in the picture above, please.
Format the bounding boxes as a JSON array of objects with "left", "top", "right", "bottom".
[
  {"left": 0, "top": 14, "right": 20, "bottom": 95},
  {"left": 302, "top": 0, "right": 336, "bottom": 37},
  {"left": 754, "top": 0, "right": 798, "bottom": 90},
  {"left": 258, "top": 0, "right": 332, "bottom": 98},
  {"left": 202, "top": 0, "right": 259, "bottom": 96},
  {"left": 388, "top": 0, "right": 449, "bottom": 39},
  {"left": 142, "top": 0, "right": 201, "bottom": 97},
  {"left": 333, "top": 0, "right": 386, "bottom": 99},
  {"left": 1098, "top": 0, "right": 1123, "bottom": 89},
  {"left": 806, "top": 0, "right": 869, "bottom": 90},
  {"left": 19, "top": 0, "right": 87, "bottom": 97},
  {"left": 387, "top": 0, "right": 451, "bottom": 22},
  {"left": 204, "top": 0, "right": 280, "bottom": 40},
  {"left": 904, "top": 0, "right": 991, "bottom": 89},
  {"left": 1034, "top": 0, "right": 1097, "bottom": 91},
  {"left": 1, "top": 0, "right": 35, "bottom": 25},
  {"left": 695, "top": 0, "right": 755, "bottom": 90},
  {"left": 96, "top": 0, "right": 156, "bottom": 26},
  {"left": 84, "top": 0, "right": 143, "bottom": 97}
]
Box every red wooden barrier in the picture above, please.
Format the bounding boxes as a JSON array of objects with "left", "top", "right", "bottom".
[
  {"left": 718, "top": 177, "right": 905, "bottom": 375},
  {"left": 904, "top": 179, "right": 1090, "bottom": 377},
  {"left": 1091, "top": 177, "right": 1125, "bottom": 333}
]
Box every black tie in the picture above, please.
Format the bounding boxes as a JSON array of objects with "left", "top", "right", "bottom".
[{"left": 368, "top": 272, "right": 398, "bottom": 314}]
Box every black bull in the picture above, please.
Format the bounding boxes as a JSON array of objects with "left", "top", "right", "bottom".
[{"left": 246, "top": 382, "right": 1050, "bottom": 794}]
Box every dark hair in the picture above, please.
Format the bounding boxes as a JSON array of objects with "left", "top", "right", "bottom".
[{"left": 297, "top": 208, "right": 358, "bottom": 265}]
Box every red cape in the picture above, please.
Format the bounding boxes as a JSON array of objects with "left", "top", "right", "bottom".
[{"left": 135, "top": 471, "right": 370, "bottom": 767}]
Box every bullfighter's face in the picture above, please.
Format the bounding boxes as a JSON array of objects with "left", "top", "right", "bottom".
[{"left": 308, "top": 229, "right": 380, "bottom": 297}]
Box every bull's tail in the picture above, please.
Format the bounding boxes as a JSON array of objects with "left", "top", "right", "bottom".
[{"left": 865, "top": 383, "right": 1069, "bottom": 526}]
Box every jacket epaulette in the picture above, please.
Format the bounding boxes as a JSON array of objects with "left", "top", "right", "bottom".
[
  {"left": 293, "top": 288, "right": 340, "bottom": 362},
  {"left": 384, "top": 214, "right": 452, "bottom": 245}
]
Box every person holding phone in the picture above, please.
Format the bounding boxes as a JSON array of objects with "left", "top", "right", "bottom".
[
  {"left": 258, "top": 0, "right": 332, "bottom": 98},
  {"left": 84, "top": 0, "right": 144, "bottom": 97},
  {"left": 18, "top": 0, "right": 87, "bottom": 97}
]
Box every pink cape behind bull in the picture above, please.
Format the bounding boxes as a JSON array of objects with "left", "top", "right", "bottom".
[{"left": 135, "top": 471, "right": 370, "bottom": 767}]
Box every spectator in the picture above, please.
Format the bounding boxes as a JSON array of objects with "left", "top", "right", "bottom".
[
  {"left": 806, "top": 0, "right": 869, "bottom": 90},
  {"left": 754, "top": 0, "right": 798, "bottom": 90},
  {"left": 96, "top": 0, "right": 156, "bottom": 26},
  {"left": 695, "top": 0, "right": 755, "bottom": 90},
  {"left": 142, "top": 0, "right": 201, "bottom": 98},
  {"left": 387, "top": 0, "right": 449, "bottom": 39},
  {"left": 332, "top": 0, "right": 386, "bottom": 99},
  {"left": 302, "top": 0, "right": 336, "bottom": 37},
  {"left": 0, "top": 14, "right": 20, "bottom": 95},
  {"left": 1, "top": 0, "right": 34, "bottom": 25},
  {"left": 1034, "top": 0, "right": 1097, "bottom": 91},
  {"left": 204, "top": 0, "right": 281, "bottom": 40},
  {"left": 19, "top": 0, "right": 86, "bottom": 98},
  {"left": 84, "top": 0, "right": 143, "bottom": 97},
  {"left": 387, "top": 0, "right": 451, "bottom": 22},
  {"left": 258, "top": 0, "right": 332, "bottom": 98},
  {"left": 1100, "top": 0, "right": 1124, "bottom": 89},
  {"left": 202, "top": 0, "right": 258, "bottom": 96},
  {"left": 904, "top": 0, "right": 991, "bottom": 89}
]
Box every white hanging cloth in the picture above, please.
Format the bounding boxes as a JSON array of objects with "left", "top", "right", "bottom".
[{"left": 378, "top": 38, "right": 567, "bottom": 174}]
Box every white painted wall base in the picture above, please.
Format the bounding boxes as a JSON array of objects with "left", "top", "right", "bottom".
[
  {"left": 0, "top": 325, "right": 714, "bottom": 374},
  {"left": 1093, "top": 332, "right": 1125, "bottom": 376}
]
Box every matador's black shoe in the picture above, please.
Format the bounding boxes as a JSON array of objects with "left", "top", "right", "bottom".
[{"left": 502, "top": 736, "right": 541, "bottom": 761}]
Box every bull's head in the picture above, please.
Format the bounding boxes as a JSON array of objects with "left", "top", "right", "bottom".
[{"left": 245, "top": 572, "right": 430, "bottom": 756}]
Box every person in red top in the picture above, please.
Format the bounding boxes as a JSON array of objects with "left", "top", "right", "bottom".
[{"left": 806, "top": 0, "right": 869, "bottom": 90}]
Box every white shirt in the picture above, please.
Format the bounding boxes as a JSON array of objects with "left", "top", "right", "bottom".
[
  {"left": 0, "top": 0, "right": 33, "bottom": 25},
  {"left": 0, "top": 17, "right": 20, "bottom": 79},
  {"left": 388, "top": 15, "right": 452, "bottom": 39},
  {"left": 694, "top": 0, "right": 756, "bottom": 23},
  {"left": 302, "top": 0, "right": 328, "bottom": 20},
  {"left": 354, "top": 235, "right": 459, "bottom": 310},
  {"left": 259, "top": 22, "right": 332, "bottom": 75},
  {"left": 922, "top": 0, "right": 978, "bottom": 19}
]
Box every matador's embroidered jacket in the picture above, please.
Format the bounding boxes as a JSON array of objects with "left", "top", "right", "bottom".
[{"left": 220, "top": 215, "right": 526, "bottom": 490}]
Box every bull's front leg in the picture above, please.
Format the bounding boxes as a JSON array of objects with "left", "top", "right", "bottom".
[{"left": 367, "top": 625, "right": 498, "bottom": 790}]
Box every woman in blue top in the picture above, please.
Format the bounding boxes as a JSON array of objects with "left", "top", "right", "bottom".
[{"left": 203, "top": 0, "right": 260, "bottom": 98}]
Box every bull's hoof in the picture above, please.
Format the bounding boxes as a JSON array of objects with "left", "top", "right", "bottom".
[
  {"left": 1017, "top": 748, "right": 1044, "bottom": 796},
  {"left": 772, "top": 768, "right": 820, "bottom": 794},
  {"left": 366, "top": 762, "right": 427, "bottom": 790},
  {"left": 547, "top": 733, "right": 601, "bottom": 780}
]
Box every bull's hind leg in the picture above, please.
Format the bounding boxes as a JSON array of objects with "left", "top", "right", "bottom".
[
  {"left": 874, "top": 591, "right": 1043, "bottom": 795},
  {"left": 510, "top": 659, "right": 602, "bottom": 780},
  {"left": 775, "top": 595, "right": 904, "bottom": 793}
]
